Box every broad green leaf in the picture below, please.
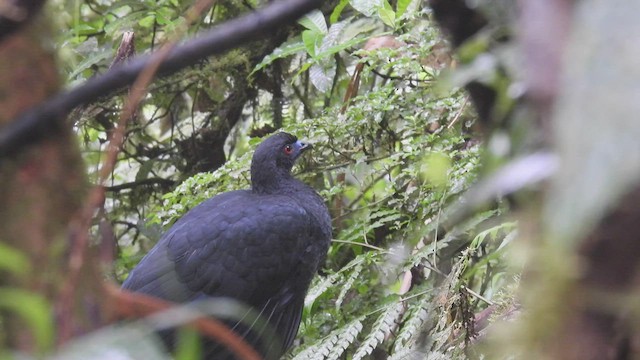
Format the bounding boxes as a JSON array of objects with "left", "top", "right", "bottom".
[
  {"left": 309, "top": 62, "right": 334, "bottom": 92},
  {"left": 138, "top": 14, "right": 156, "bottom": 28},
  {"left": 350, "top": 0, "right": 383, "bottom": 16},
  {"left": 302, "top": 30, "right": 324, "bottom": 57},
  {"left": 294, "top": 32, "right": 371, "bottom": 83},
  {"left": 298, "top": 10, "right": 328, "bottom": 34},
  {"left": 73, "top": 20, "right": 105, "bottom": 36},
  {"left": 155, "top": 6, "right": 176, "bottom": 26},
  {"left": 378, "top": 0, "right": 396, "bottom": 28},
  {"left": 323, "top": 21, "right": 348, "bottom": 50},
  {"left": 396, "top": 0, "right": 412, "bottom": 18},
  {"left": 314, "top": 35, "right": 371, "bottom": 60}
]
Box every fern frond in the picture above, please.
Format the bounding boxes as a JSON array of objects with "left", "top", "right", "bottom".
[
  {"left": 293, "top": 317, "right": 365, "bottom": 360},
  {"left": 326, "top": 317, "right": 364, "bottom": 360},
  {"left": 305, "top": 270, "right": 343, "bottom": 309},
  {"left": 428, "top": 323, "right": 457, "bottom": 355},
  {"left": 353, "top": 302, "right": 405, "bottom": 360},
  {"left": 335, "top": 261, "right": 364, "bottom": 309},
  {"left": 305, "top": 254, "right": 370, "bottom": 308},
  {"left": 392, "top": 294, "right": 432, "bottom": 353}
]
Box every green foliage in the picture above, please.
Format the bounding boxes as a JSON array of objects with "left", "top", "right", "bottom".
[
  {"left": 175, "top": 328, "right": 202, "bottom": 360},
  {"left": 147, "top": 7, "right": 514, "bottom": 356},
  {"left": 292, "top": 317, "right": 364, "bottom": 360},
  {"left": 0, "top": 244, "right": 53, "bottom": 354},
  {"left": 0, "top": 243, "right": 31, "bottom": 276},
  {"left": 0, "top": 289, "right": 53, "bottom": 353},
  {"left": 62, "top": 0, "right": 518, "bottom": 358}
]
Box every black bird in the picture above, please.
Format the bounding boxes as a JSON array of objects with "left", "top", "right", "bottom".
[{"left": 122, "top": 132, "right": 332, "bottom": 359}]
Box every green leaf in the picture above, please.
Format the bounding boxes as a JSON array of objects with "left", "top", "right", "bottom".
[
  {"left": 155, "top": 7, "right": 175, "bottom": 26},
  {"left": 0, "top": 243, "right": 30, "bottom": 275},
  {"left": 138, "top": 14, "right": 156, "bottom": 28},
  {"left": 309, "top": 62, "right": 335, "bottom": 92},
  {"left": 298, "top": 10, "right": 328, "bottom": 34},
  {"left": 420, "top": 152, "right": 452, "bottom": 188},
  {"left": 175, "top": 327, "right": 201, "bottom": 360},
  {"left": 73, "top": 20, "right": 105, "bottom": 36},
  {"left": 330, "top": 0, "right": 349, "bottom": 24},
  {"left": 378, "top": 0, "right": 395, "bottom": 28},
  {"left": 396, "top": 0, "right": 412, "bottom": 18},
  {"left": 292, "top": 62, "right": 313, "bottom": 82},
  {"left": 350, "top": 0, "right": 383, "bottom": 16},
  {"left": 302, "top": 30, "right": 324, "bottom": 57},
  {"left": 313, "top": 34, "right": 372, "bottom": 60},
  {"left": 0, "top": 289, "right": 53, "bottom": 352},
  {"left": 68, "top": 47, "right": 112, "bottom": 80}
]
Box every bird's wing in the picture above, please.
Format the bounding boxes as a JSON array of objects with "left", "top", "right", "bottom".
[
  {"left": 122, "top": 190, "right": 325, "bottom": 357},
  {"left": 121, "top": 242, "right": 196, "bottom": 302},
  {"left": 123, "top": 190, "right": 317, "bottom": 306}
]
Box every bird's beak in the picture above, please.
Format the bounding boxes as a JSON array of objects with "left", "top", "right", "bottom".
[{"left": 297, "top": 140, "right": 313, "bottom": 153}]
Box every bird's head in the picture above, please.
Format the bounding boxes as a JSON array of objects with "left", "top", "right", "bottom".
[{"left": 251, "top": 132, "right": 312, "bottom": 193}]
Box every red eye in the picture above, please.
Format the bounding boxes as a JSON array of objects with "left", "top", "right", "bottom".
[{"left": 284, "top": 144, "right": 293, "bottom": 155}]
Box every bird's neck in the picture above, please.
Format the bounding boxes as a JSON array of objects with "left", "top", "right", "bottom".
[{"left": 251, "top": 168, "right": 298, "bottom": 194}]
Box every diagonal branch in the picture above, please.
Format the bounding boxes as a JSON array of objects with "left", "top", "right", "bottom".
[
  {"left": 0, "top": 0, "right": 321, "bottom": 157},
  {"left": 104, "top": 177, "right": 176, "bottom": 192}
]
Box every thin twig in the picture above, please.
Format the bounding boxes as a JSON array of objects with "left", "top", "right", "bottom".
[
  {"left": 319, "top": 154, "right": 393, "bottom": 171},
  {"left": 447, "top": 95, "right": 469, "bottom": 129},
  {"left": 461, "top": 285, "right": 494, "bottom": 306},
  {"left": 331, "top": 239, "right": 387, "bottom": 252},
  {"left": 400, "top": 288, "right": 436, "bottom": 303},
  {"left": 363, "top": 288, "right": 437, "bottom": 318},
  {"left": 370, "top": 67, "right": 435, "bottom": 84}
]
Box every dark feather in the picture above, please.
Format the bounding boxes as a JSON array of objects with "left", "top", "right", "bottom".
[{"left": 122, "top": 132, "right": 332, "bottom": 359}]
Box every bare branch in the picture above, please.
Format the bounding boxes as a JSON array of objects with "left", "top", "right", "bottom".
[{"left": 104, "top": 178, "right": 176, "bottom": 192}]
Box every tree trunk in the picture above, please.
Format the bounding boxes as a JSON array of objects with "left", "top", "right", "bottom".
[{"left": 0, "top": 16, "right": 106, "bottom": 352}]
